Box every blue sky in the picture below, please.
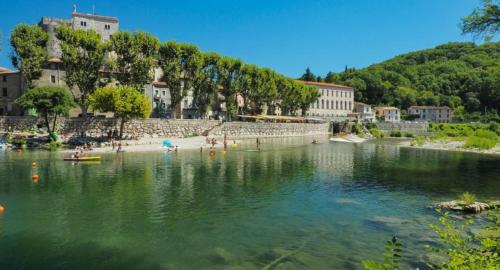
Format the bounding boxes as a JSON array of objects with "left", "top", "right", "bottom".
[{"left": 0, "top": 0, "right": 489, "bottom": 77}]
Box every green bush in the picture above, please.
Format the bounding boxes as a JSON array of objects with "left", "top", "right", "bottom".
[
  {"left": 363, "top": 210, "right": 500, "bottom": 270},
  {"left": 369, "top": 128, "right": 384, "bottom": 139},
  {"left": 7, "top": 135, "right": 27, "bottom": 147},
  {"left": 44, "top": 141, "right": 62, "bottom": 151},
  {"left": 389, "top": 131, "right": 402, "bottom": 137},
  {"left": 410, "top": 136, "right": 426, "bottom": 147},
  {"left": 404, "top": 132, "right": 414, "bottom": 138},
  {"left": 464, "top": 136, "right": 497, "bottom": 150}
]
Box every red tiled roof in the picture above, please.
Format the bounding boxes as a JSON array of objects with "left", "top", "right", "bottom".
[
  {"left": 0, "top": 67, "right": 19, "bottom": 74},
  {"left": 296, "top": 80, "right": 353, "bottom": 89}
]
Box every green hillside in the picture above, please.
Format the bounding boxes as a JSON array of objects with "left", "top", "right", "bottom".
[{"left": 319, "top": 42, "right": 500, "bottom": 117}]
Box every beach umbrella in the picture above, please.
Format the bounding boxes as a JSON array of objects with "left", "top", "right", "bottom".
[{"left": 162, "top": 139, "right": 173, "bottom": 148}]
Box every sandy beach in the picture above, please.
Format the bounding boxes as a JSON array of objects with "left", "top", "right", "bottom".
[{"left": 61, "top": 136, "right": 238, "bottom": 153}]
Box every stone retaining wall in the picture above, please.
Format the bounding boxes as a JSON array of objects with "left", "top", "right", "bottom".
[
  {"left": 208, "top": 122, "right": 330, "bottom": 138},
  {"left": 0, "top": 116, "right": 330, "bottom": 140},
  {"left": 377, "top": 121, "right": 430, "bottom": 136}
]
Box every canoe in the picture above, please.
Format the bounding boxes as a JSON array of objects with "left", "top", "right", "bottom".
[{"left": 64, "top": 156, "right": 101, "bottom": 161}]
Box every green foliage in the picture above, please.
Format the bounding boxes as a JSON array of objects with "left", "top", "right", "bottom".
[
  {"left": 45, "top": 141, "right": 62, "bottom": 151},
  {"left": 108, "top": 31, "right": 160, "bottom": 89},
  {"left": 369, "top": 128, "right": 384, "bottom": 139},
  {"left": 390, "top": 131, "right": 402, "bottom": 137},
  {"left": 352, "top": 121, "right": 363, "bottom": 135},
  {"left": 461, "top": 0, "right": 500, "bottom": 41},
  {"left": 159, "top": 41, "right": 202, "bottom": 118},
  {"left": 430, "top": 123, "right": 500, "bottom": 149},
  {"left": 7, "top": 135, "right": 27, "bottom": 147},
  {"left": 299, "top": 67, "right": 317, "bottom": 82},
  {"left": 87, "top": 85, "right": 152, "bottom": 138},
  {"left": 404, "top": 132, "right": 414, "bottom": 138},
  {"left": 10, "top": 24, "right": 48, "bottom": 89},
  {"left": 428, "top": 211, "right": 499, "bottom": 270},
  {"left": 322, "top": 42, "right": 500, "bottom": 114},
  {"left": 364, "top": 210, "right": 500, "bottom": 270},
  {"left": 458, "top": 192, "right": 477, "bottom": 204},
  {"left": 16, "top": 86, "right": 75, "bottom": 138},
  {"left": 411, "top": 136, "right": 426, "bottom": 146},
  {"left": 362, "top": 236, "right": 403, "bottom": 270},
  {"left": 56, "top": 25, "right": 106, "bottom": 115}
]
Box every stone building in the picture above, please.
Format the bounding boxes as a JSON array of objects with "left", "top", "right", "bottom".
[
  {"left": 374, "top": 106, "right": 401, "bottom": 122},
  {"left": 298, "top": 81, "right": 354, "bottom": 118},
  {"left": 408, "top": 106, "right": 453, "bottom": 123},
  {"left": 0, "top": 67, "right": 25, "bottom": 116}
]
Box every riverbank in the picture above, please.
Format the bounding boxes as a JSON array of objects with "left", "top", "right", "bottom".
[{"left": 399, "top": 139, "right": 500, "bottom": 155}]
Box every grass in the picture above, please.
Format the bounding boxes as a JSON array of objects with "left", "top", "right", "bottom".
[{"left": 458, "top": 192, "right": 476, "bottom": 204}]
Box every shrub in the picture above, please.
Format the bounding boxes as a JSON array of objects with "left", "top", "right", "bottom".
[
  {"left": 44, "top": 141, "right": 62, "bottom": 151},
  {"left": 7, "top": 135, "right": 27, "bottom": 147},
  {"left": 389, "top": 131, "right": 402, "bottom": 137},
  {"left": 369, "top": 128, "right": 384, "bottom": 139},
  {"left": 458, "top": 192, "right": 476, "bottom": 204},
  {"left": 404, "top": 132, "right": 414, "bottom": 138},
  {"left": 464, "top": 136, "right": 497, "bottom": 150}
]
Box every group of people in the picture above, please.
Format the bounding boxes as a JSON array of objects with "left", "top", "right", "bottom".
[
  {"left": 72, "top": 143, "right": 93, "bottom": 159},
  {"left": 111, "top": 140, "right": 123, "bottom": 153}
]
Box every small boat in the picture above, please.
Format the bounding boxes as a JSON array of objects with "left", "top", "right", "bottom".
[{"left": 64, "top": 156, "right": 101, "bottom": 162}]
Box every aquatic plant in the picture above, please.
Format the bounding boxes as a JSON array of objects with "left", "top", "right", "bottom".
[{"left": 458, "top": 192, "right": 476, "bottom": 204}]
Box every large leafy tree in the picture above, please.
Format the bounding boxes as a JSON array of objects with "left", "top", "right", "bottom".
[
  {"left": 462, "top": 0, "right": 500, "bottom": 41},
  {"left": 16, "top": 86, "right": 75, "bottom": 140},
  {"left": 10, "top": 24, "right": 49, "bottom": 89},
  {"left": 299, "top": 67, "right": 316, "bottom": 82},
  {"left": 56, "top": 25, "right": 106, "bottom": 116},
  {"left": 299, "top": 85, "right": 321, "bottom": 116},
  {"left": 192, "top": 52, "right": 220, "bottom": 116},
  {"left": 158, "top": 41, "right": 202, "bottom": 118},
  {"left": 216, "top": 56, "right": 242, "bottom": 120},
  {"left": 87, "top": 85, "right": 152, "bottom": 138},
  {"left": 108, "top": 31, "right": 160, "bottom": 89}
]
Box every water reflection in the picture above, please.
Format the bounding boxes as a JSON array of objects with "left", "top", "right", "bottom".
[{"left": 0, "top": 139, "right": 499, "bottom": 269}]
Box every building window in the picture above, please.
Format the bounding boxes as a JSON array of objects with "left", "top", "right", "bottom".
[
  {"left": 336, "top": 100, "right": 338, "bottom": 110},
  {"left": 344, "top": 101, "right": 347, "bottom": 110},
  {"left": 105, "top": 24, "right": 111, "bottom": 30},
  {"left": 349, "top": 102, "right": 352, "bottom": 110},
  {"left": 336, "top": 91, "right": 338, "bottom": 97},
  {"left": 51, "top": 75, "right": 56, "bottom": 83},
  {"left": 162, "top": 90, "right": 166, "bottom": 96},
  {"left": 2, "top": 75, "right": 6, "bottom": 82},
  {"left": 321, "top": 100, "right": 324, "bottom": 109},
  {"left": 2, "top": 88, "right": 7, "bottom": 97},
  {"left": 330, "top": 100, "right": 334, "bottom": 109},
  {"left": 80, "top": 21, "right": 87, "bottom": 27},
  {"left": 340, "top": 101, "right": 343, "bottom": 110},
  {"left": 326, "top": 100, "right": 329, "bottom": 109}
]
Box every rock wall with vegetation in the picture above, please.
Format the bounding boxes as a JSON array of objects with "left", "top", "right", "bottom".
[
  {"left": 0, "top": 116, "right": 330, "bottom": 140},
  {"left": 377, "top": 122, "right": 429, "bottom": 136},
  {"left": 208, "top": 122, "right": 330, "bottom": 138}
]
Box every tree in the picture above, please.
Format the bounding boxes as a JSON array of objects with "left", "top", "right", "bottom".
[
  {"left": 299, "top": 85, "right": 321, "bottom": 116},
  {"left": 215, "top": 56, "right": 242, "bottom": 120},
  {"left": 16, "top": 86, "right": 75, "bottom": 141},
  {"left": 10, "top": 24, "right": 48, "bottom": 89},
  {"left": 158, "top": 41, "right": 202, "bottom": 118},
  {"left": 299, "top": 67, "right": 316, "bottom": 82},
  {"left": 56, "top": 25, "right": 106, "bottom": 116},
  {"left": 192, "top": 52, "right": 220, "bottom": 116},
  {"left": 462, "top": 0, "right": 500, "bottom": 41},
  {"left": 108, "top": 31, "right": 160, "bottom": 89},
  {"left": 87, "top": 86, "right": 152, "bottom": 138}
]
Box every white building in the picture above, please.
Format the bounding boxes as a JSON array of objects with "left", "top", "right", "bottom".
[
  {"left": 353, "top": 102, "right": 375, "bottom": 122},
  {"left": 374, "top": 106, "right": 400, "bottom": 122},
  {"left": 299, "top": 81, "right": 354, "bottom": 118},
  {"left": 408, "top": 106, "right": 452, "bottom": 123}
]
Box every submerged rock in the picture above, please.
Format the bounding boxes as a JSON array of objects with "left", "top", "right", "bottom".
[{"left": 434, "top": 200, "right": 499, "bottom": 214}]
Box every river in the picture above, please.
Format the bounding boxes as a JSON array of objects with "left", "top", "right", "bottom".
[{"left": 0, "top": 137, "right": 499, "bottom": 269}]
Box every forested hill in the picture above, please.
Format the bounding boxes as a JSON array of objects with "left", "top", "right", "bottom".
[{"left": 315, "top": 42, "right": 500, "bottom": 114}]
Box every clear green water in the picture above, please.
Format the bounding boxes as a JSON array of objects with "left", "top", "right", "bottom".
[{"left": 0, "top": 137, "right": 499, "bottom": 270}]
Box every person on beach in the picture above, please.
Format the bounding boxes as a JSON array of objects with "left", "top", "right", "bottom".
[{"left": 117, "top": 142, "right": 122, "bottom": 153}]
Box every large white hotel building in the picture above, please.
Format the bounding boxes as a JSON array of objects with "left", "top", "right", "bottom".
[{"left": 298, "top": 81, "right": 355, "bottom": 118}]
